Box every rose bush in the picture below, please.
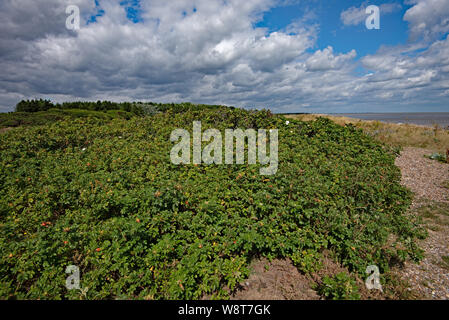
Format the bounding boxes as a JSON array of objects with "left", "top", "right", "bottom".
[{"left": 0, "top": 106, "right": 424, "bottom": 299}]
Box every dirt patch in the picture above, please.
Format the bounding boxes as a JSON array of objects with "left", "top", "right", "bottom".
[
  {"left": 231, "top": 258, "right": 320, "bottom": 300},
  {"left": 232, "top": 253, "right": 383, "bottom": 300}
]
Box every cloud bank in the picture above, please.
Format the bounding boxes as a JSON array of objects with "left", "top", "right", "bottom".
[{"left": 0, "top": 0, "right": 448, "bottom": 112}]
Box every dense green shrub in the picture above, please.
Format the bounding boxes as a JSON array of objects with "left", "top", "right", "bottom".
[
  {"left": 316, "top": 272, "right": 361, "bottom": 300},
  {"left": 0, "top": 107, "right": 424, "bottom": 299},
  {"left": 0, "top": 109, "right": 135, "bottom": 129},
  {"left": 0, "top": 111, "right": 66, "bottom": 129}
]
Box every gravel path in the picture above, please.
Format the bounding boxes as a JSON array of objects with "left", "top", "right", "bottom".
[
  {"left": 395, "top": 147, "right": 449, "bottom": 299},
  {"left": 395, "top": 147, "right": 449, "bottom": 204}
]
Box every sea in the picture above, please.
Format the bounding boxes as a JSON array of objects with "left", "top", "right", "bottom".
[{"left": 327, "top": 112, "right": 449, "bottom": 128}]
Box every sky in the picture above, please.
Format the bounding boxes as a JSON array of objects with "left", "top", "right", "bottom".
[{"left": 0, "top": 0, "right": 449, "bottom": 113}]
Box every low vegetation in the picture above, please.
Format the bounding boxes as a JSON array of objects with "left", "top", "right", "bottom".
[
  {"left": 440, "top": 256, "right": 449, "bottom": 271},
  {"left": 0, "top": 104, "right": 426, "bottom": 299},
  {"left": 1, "top": 100, "right": 225, "bottom": 129},
  {"left": 416, "top": 201, "right": 449, "bottom": 227},
  {"left": 0, "top": 109, "right": 134, "bottom": 129},
  {"left": 286, "top": 114, "right": 449, "bottom": 154},
  {"left": 315, "top": 272, "right": 360, "bottom": 300}
]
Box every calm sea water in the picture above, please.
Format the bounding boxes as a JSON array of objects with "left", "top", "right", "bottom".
[{"left": 328, "top": 113, "right": 449, "bottom": 128}]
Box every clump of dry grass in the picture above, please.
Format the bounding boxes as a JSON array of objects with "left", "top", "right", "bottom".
[
  {"left": 440, "top": 256, "right": 449, "bottom": 271},
  {"left": 416, "top": 201, "right": 449, "bottom": 227},
  {"left": 285, "top": 114, "right": 449, "bottom": 154}
]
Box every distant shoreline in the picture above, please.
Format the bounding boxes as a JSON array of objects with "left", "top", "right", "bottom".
[{"left": 281, "top": 112, "right": 449, "bottom": 128}]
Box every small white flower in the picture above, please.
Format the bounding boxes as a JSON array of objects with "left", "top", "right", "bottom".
[
  {"left": 82, "top": 148, "right": 86, "bottom": 151},
  {"left": 285, "top": 121, "right": 290, "bottom": 125}
]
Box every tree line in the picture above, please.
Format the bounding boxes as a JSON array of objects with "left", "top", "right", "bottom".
[{"left": 14, "top": 99, "right": 228, "bottom": 115}]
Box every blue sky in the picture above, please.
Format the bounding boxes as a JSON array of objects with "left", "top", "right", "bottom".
[
  {"left": 90, "top": 0, "right": 142, "bottom": 23},
  {"left": 110, "top": 0, "right": 412, "bottom": 57},
  {"left": 106, "top": 0, "right": 413, "bottom": 57},
  {"left": 0, "top": 0, "right": 449, "bottom": 113},
  {"left": 257, "top": 1, "right": 410, "bottom": 57}
]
